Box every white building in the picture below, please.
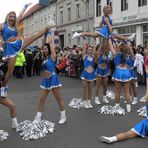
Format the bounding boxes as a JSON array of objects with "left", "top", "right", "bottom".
[
  {"left": 23, "top": 2, "right": 56, "bottom": 47},
  {"left": 94, "top": 0, "right": 148, "bottom": 46}
]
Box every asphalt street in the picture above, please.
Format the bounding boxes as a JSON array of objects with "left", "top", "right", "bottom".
[{"left": 0, "top": 75, "right": 148, "bottom": 148}]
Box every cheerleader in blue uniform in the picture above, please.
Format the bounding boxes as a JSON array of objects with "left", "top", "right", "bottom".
[
  {"left": 100, "top": 104, "right": 148, "bottom": 143},
  {"left": 81, "top": 40, "right": 96, "bottom": 108},
  {"left": 33, "top": 35, "right": 66, "bottom": 124},
  {"left": 72, "top": 5, "right": 135, "bottom": 41},
  {"left": 126, "top": 45, "right": 138, "bottom": 105},
  {"left": 0, "top": 3, "right": 55, "bottom": 98},
  {"left": 108, "top": 39, "right": 132, "bottom": 112},
  {"left": 95, "top": 39, "right": 109, "bottom": 104}
]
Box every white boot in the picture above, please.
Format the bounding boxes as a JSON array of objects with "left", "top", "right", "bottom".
[
  {"left": 100, "top": 136, "right": 117, "bottom": 144},
  {"left": 126, "top": 104, "right": 131, "bottom": 112},
  {"left": 12, "top": 118, "right": 18, "bottom": 129},
  {"left": 58, "top": 110, "right": 66, "bottom": 124},
  {"left": 87, "top": 100, "right": 93, "bottom": 108},
  {"left": 72, "top": 32, "right": 82, "bottom": 39},
  {"left": 95, "top": 97, "right": 101, "bottom": 105},
  {"left": 103, "top": 96, "right": 109, "bottom": 104},
  {"left": 33, "top": 112, "right": 42, "bottom": 123},
  {"left": 131, "top": 97, "right": 137, "bottom": 105},
  {"left": 83, "top": 100, "right": 89, "bottom": 109},
  {"left": 127, "top": 33, "right": 136, "bottom": 42},
  {"left": 140, "top": 96, "right": 146, "bottom": 102}
]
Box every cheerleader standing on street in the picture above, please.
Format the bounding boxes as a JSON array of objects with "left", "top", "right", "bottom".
[
  {"left": 81, "top": 39, "right": 96, "bottom": 108},
  {"left": 109, "top": 39, "right": 132, "bottom": 112},
  {"left": 125, "top": 44, "right": 138, "bottom": 105},
  {"left": 33, "top": 35, "right": 66, "bottom": 124},
  {"left": 72, "top": 5, "right": 135, "bottom": 42},
  {"left": 95, "top": 39, "right": 109, "bottom": 105},
  {"left": 0, "top": 3, "right": 54, "bottom": 98}
]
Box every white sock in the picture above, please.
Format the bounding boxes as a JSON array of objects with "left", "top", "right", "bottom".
[
  {"left": 115, "top": 103, "right": 119, "bottom": 107},
  {"left": 126, "top": 104, "right": 131, "bottom": 112},
  {"left": 108, "top": 136, "right": 117, "bottom": 143},
  {"left": 12, "top": 117, "right": 18, "bottom": 123},
  {"left": 95, "top": 96, "right": 99, "bottom": 99},
  {"left": 1, "top": 87, "right": 5, "bottom": 91},
  {"left": 36, "top": 112, "right": 42, "bottom": 118},
  {"left": 133, "top": 97, "right": 137, "bottom": 100},
  {"left": 87, "top": 100, "right": 91, "bottom": 103},
  {"left": 60, "top": 110, "right": 66, "bottom": 117}
]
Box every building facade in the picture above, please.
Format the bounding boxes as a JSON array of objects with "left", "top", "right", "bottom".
[
  {"left": 23, "top": 1, "right": 56, "bottom": 47},
  {"left": 95, "top": 0, "right": 148, "bottom": 46},
  {"left": 56, "top": 0, "right": 95, "bottom": 48}
]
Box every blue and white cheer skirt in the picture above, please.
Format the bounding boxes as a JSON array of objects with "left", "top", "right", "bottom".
[
  {"left": 40, "top": 73, "right": 62, "bottom": 90},
  {"left": 112, "top": 67, "right": 132, "bottom": 82},
  {"left": 98, "top": 25, "right": 110, "bottom": 38},
  {"left": 95, "top": 65, "right": 109, "bottom": 77},
  {"left": 81, "top": 70, "right": 96, "bottom": 81}
]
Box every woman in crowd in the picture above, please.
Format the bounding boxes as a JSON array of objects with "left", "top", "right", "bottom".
[{"left": 33, "top": 35, "right": 66, "bottom": 124}]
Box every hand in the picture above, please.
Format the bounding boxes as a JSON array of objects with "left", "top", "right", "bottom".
[{"left": 24, "top": 3, "right": 32, "bottom": 9}]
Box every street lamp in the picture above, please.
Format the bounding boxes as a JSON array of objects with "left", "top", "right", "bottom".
[{"left": 81, "top": 0, "right": 90, "bottom": 44}]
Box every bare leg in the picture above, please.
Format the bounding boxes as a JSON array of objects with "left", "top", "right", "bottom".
[
  {"left": 114, "top": 81, "right": 122, "bottom": 104},
  {"left": 87, "top": 81, "right": 93, "bottom": 100},
  {"left": 116, "top": 130, "right": 138, "bottom": 141},
  {"left": 0, "top": 98, "right": 16, "bottom": 118},
  {"left": 131, "top": 80, "right": 137, "bottom": 97},
  {"left": 81, "top": 32, "right": 100, "bottom": 38},
  {"left": 123, "top": 82, "right": 131, "bottom": 104},
  {"left": 23, "top": 27, "right": 48, "bottom": 49},
  {"left": 37, "top": 89, "right": 49, "bottom": 112},
  {"left": 52, "top": 87, "right": 65, "bottom": 111},
  {"left": 95, "top": 76, "right": 102, "bottom": 97},
  {"left": 102, "top": 77, "right": 108, "bottom": 96},
  {"left": 82, "top": 80, "right": 88, "bottom": 100},
  {"left": 2, "top": 57, "right": 16, "bottom": 87}
]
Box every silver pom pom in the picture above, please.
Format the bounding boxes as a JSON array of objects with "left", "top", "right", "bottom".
[
  {"left": 106, "top": 90, "right": 115, "bottom": 100},
  {"left": 98, "top": 105, "right": 125, "bottom": 116},
  {"left": 137, "top": 106, "right": 147, "bottom": 117},
  {"left": 68, "top": 98, "right": 85, "bottom": 109},
  {"left": 16, "top": 120, "right": 55, "bottom": 140},
  {"left": 0, "top": 130, "right": 9, "bottom": 142}
]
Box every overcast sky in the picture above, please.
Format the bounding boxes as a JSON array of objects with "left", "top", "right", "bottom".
[{"left": 0, "top": 0, "right": 39, "bottom": 23}]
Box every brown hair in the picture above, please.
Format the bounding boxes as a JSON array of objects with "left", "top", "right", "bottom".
[{"left": 103, "top": 5, "right": 111, "bottom": 15}]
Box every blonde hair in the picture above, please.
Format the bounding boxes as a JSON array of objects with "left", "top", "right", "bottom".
[
  {"left": 5, "top": 11, "right": 16, "bottom": 26},
  {"left": 103, "top": 5, "right": 111, "bottom": 15}
]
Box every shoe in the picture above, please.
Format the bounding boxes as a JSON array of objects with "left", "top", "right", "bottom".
[
  {"left": 12, "top": 122, "right": 18, "bottom": 129},
  {"left": 127, "top": 33, "right": 136, "bottom": 42},
  {"left": 83, "top": 101, "right": 89, "bottom": 109},
  {"left": 126, "top": 104, "right": 131, "bottom": 113},
  {"left": 72, "top": 32, "right": 81, "bottom": 39},
  {"left": 140, "top": 96, "right": 146, "bottom": 102},
  {"left": 95, "top": 98, "right": 101, "bottom": 105},
  {"left": 103, "top": 96, "right": 109, "bottom": 104},
  {"left": 33, "top": 116, "right": 41, "bottom": 123},
  {"left": 87, "top": 101, "right": 93, "bottom": 108},
  {"left": 100, "top": 136, "right": 111, "bottom": 144},
  {"left": 58, "top": 116, "right": 66, "bottom": 124},
  {"left": 131, "top": 97, "right": 137, "bottom": 105}
]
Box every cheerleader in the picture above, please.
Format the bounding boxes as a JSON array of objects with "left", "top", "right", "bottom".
[
  {"left": 109, "top": 39, "right": 132, "bottom": 112},
  {"left": 95, "top": 39, "right": 109, "bottom": 104},
  {"left": 100, "top": 104, "right": 148, "bottom": 143},
  {"left": 81, "top": 39, "right": 96, "bottom": 108},
  {"left": 0, "top": 3, "right": 54, "bottom": 97},
  {"left": 33, "top": 35, "right": 66, "bottom": 124},
  {"left": 72, "top": 5, "right": 135, "bottom": 42},
  {"left": 125, "top": 43, "right": 138, "bottom": 105}
]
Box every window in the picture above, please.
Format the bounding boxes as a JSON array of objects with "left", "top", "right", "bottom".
[
  {"left": 96, "top": 0, "right": 101, "bottom": 17},
  {"left": 121, "top": 0, "right": 128, "bottom": 11},
  {"left": 76, "top": 4, "right": 80, "bottom": 19},
  {"left": 60, "top": 11, "right": 63, "bottom": 24},
  {"left": 107, "top": 0, "right": 112, "bottom": 7},
  {"left": 68, "top": 34, "right": 71, "bottom": 45},
  {"left": 138, "top": 0, "right": 147, "bottom": 6},
  {"left": 143, "top": 24, "right": 148, "bottom": 32},
  {"left": 67, "top": 7, "right": 71, "bottom": 21},
  {"left": 118, "top": 26, "right": 136, "bottom": 34}
]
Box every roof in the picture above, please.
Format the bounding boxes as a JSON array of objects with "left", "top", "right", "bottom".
[{"left": 22, "top": 4, "right": 44, "bottom": 20}]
